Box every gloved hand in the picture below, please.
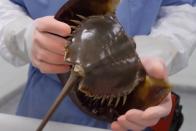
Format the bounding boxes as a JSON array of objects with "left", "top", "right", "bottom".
[
  {"left": 31, "top": 16, "right": 71, "bottom": 73},
  {"left": 111, "top": 57, "right": 172, "bottom": 131}
]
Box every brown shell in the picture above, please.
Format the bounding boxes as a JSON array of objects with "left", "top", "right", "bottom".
[{"left": 66, "top": 15, "right": 145, "bottom": 97}]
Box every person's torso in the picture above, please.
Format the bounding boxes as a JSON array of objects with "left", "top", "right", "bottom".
[
  {"left": 11, "top": 0, "right": 193, "bottom": 35},
  {"left": 11, "top": 0, "right": 192, "bottom": 129}
]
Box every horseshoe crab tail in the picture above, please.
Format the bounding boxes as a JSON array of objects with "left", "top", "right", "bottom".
[{"left": 36, "top": 70, "right": 80, "bottom": 131}]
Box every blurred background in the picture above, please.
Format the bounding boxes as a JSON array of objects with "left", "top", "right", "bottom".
[{"left": 0, "top": 51, "right": 196, "bottom": 131}]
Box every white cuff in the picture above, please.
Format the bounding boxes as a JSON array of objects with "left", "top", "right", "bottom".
[
  {"left": 0, "top": 17, "right": 34, "bottom": 66},
  {"left": 134, "top": 35, "right": 186, "bottom": 75},
  {"left": 0, "top": 0, "right": 34, "bottom": 66},
  {"left": 134, "top": 4, "right": 196, "bottom": 75}
]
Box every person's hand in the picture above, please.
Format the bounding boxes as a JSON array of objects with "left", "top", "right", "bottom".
[
  {"left": 111, "top": 57, "right": 172, "bottom": 131},
  {"left": 31, "top": 16, "right": 71, "bottom": 73}
]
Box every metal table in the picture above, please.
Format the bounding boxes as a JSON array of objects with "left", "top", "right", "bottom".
[{"left": 0, "top": 113, "right": 110, "bottom": 131}]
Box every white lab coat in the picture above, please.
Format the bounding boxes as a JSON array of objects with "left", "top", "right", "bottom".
[{"left": 0, "top": 0, "right": 196, "bottom": 75}]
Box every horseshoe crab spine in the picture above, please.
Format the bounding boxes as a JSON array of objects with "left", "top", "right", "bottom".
[{"left": 36, "top": 71, "right": 81, "bottom": 131}]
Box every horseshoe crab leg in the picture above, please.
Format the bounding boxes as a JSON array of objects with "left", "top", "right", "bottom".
[
  {"left": 36, "top": 70, "right": 80, "bottom": 131},
  {"left": 70, "top": 19, "right": 82, "bottom": 25},
  {"left": 70, "top": 25, "right": 77, "bottom": 30},
  {"left": 115, "top": 96, "right": 120, "bottom": 107},
  {"left": 76, "top": 14, "right": 87, "bottom": 20},
  {"left": 123, "top": 95, "right": 127, "bottom": 106}
]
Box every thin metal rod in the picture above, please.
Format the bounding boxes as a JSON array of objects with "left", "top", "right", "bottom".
[{"left": 36, "top": 71, "right": 80, "bottom": 131}]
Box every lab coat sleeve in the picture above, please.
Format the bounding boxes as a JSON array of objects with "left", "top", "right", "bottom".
[
  {"left": 134, "top": 4, "right": 196, "bottom": 75},
  {"left": 0, "top": 0, "right": 33, "bottom": 66}
]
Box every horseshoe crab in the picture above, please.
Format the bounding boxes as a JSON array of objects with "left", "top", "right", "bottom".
[{"left": 37, "top": 0, "right": 171, "bottom": 130}]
